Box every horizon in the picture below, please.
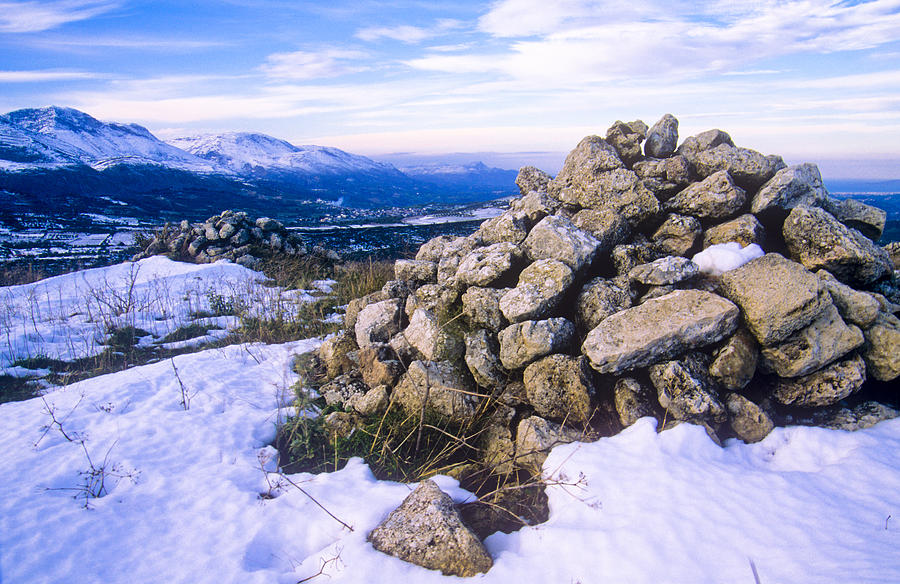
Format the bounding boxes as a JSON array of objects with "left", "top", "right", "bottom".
[{"left": 2, "top": 1, "right": 900, "bottom": 178}]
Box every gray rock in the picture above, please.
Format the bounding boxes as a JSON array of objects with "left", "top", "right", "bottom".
[
  {"left": 346, "top": 384, "right": 390, "bottom": 416},
  {"left": 582, "top": 289, "right": 739, "bottom": 374},
  {"left": 612, "top": 240, "right": 664, "bottom": 276},
  {"left": 708, "top": 328, "right": 758, "bottom": 390},
  {"left": 523, "top": 354, "right": 595, "bottom": 425},
  {"left": 644, "top": 114, "right": 679, "bottom": 158},
  {"left": 830, "top": 198, "right": 886, "bottom": 242},
  {"left": 476, "top": 210, "right": 531, "bottom": 245},
  {"left": 318, "top": 330, "right": 358, "bottom": 378},
  {"left": 515, "top": 416, "right": 585, "bottom": 473},
  {"left": 575, "top": 277, "right": 632, "bottom": 331},
  {"left": 522, "top": 215, "right": 601, "bottom": 272},
  {"left": 368, "top": 479, "right": 493, "bottom": 577},
  {"left": 613, "top": 377, "right": 659, "bottom": 428},
  {"left": 665, "top": 170, "right": 746, "bottom": 221},
  {"left": 456, "top": 242, "right": 524, "bottom": 287},
  {"left": 498, "top": 318, "right": 576, "bottom": 370},
  {"left": 464, "top": 329, "right": 506, "bottom": 389},
  {"left": 572, "top": 208, "right": 631, "bottom": 250},
  {"left": 499, "top": 259, "right": 574, "bottom": 322},
  {"left": 806, "top": 401, "right": 900, "bottom": 432},
  {"left": 783, "top": 205, "right": 893, "bottom": 286},
  {"left": 629, "top": 256, "right": 699, "bottom": 286},
  {"left": 358, "top": 344, "right": 403, "bottom": 389},
  {"left": 384, "top": 279, "right": 416, "bottom": 302},
  {"left": 321, "top": 373, "right": 369, "bottom": 407},
  {"left": 718, "top": 253, "right": 830, "bottom": 346},
  {"left": 482, "top": 423, "right": 516, "bottom": 475},
  {"left": 605, "top": 119, "right": 646, "bottom": 165},
  {"left": 416, "top": 235, "right": 477, "bottom": 263},
  {"left": 324, "top": 411, "right": 360, "bottom": 439},
  {"left": 461, "top": 287, "right": 509, "bottom": 331},
  {"left": 393, "top": 360, "right": 479, "bottom": 423},
  {"left": 633, "top": 155, "right": 691, "bottom": 199},
  {"left": 817, "top": 269, "right": 881, "bottom": 328},
  {"left": 218, "top": 222, "right": 237, "bottom": 240},
  {"left": 693, "top": 144, "right": 778, "bottom": 190},
  {"left": 549, "top": 135, "right": 624, "bottom": 205},
  {"left": 861, "top": 312, "right": 900, "bottom": 381},
  {"left": 750, "top": 163, "right": 829, "bottom": 216},
  {"left": 510, "top": 190, "right": 561, "bottom": 224},
  {"left": 724, "top": 393, "right": 774, "bottom": 443},
  {"left": 344, "top": 291, "right": 389, "bottom": 330},
  {"left": 652, "top": 214, "right": 702, "bottom": 257},
  {"left": 772, "top": 354, "right": 867, "bottom": 407},
  {"left": 355, "top": 298, "right": 404, "bottom": 348},
  {"left": 404, "top": 284, "right": 458, "bottom": 320},
  {"left": 760, "top": 303, "right": 864, "bottom": 378},
  {"left": 648, "top": 354, "right": 727, "bottom": 425},
  {"left": 394, "top": 259, "right": 437, "bottom": 284},
  {"left": 884, "top": 242, "right": 900, "bottom": 270},
  {"left": 256, "top": 217, "right": 282, "bottom": 231},
  {"left": 404, "top": 308, "right": 464, "bottom": 362},
  {"left": 569, "top": 168, "right": 662, "bottom": 228},
  {"left": 675, "top": 129, "right": 735, "bottom": 168},
  {"left": 187, "top": 236, "right": 208, "bottom": 256},
  {"left": 702, "top": 214, "right": 766, "bottom": 248},
  {"left": 516, "top": 165, "right": 553, "bottom": 196}
]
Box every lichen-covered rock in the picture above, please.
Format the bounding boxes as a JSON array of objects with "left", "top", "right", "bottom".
[
  {"left": 750, "top": 163, "right": 830, "bottom": 216},
  {"left": 393, "top": 360, "right": 478, "bottom": 423},
  {"left": 515, "top": 416, "right": 585, "bottom": 473},
  {"left": 652, "top": 213, "right": 702, "bottom": 256},
  {"left": 346, "top": 384, "right": 390, "bottom": 416},
  {"left": 404, "top": 308, "right": 464, "bottom": 362},
  {"left": 884, "top": 242, "right": 900, "bottom": 269},
  {"left": 404, "top": 283, "right": 458, "bottom": 320},
  {"left": 345, "top": 291, "right": 389, "bottom": 330},
  {"left": 416, "top": 235, "right": 478, "bottom": 263},
  {"left": 718, "top": 253, "right": 830, "bottom": 346},
  {"left": 368, "top": 479, "right": 493, "bottom": 577},
  {"left": 318, "top": 330, "right": 358, "bottom": 378},
  {"left": 783, "top": 205, "right": 892, "bottom": 286},
  {"left": 510, "top": 190, "right": 560, "bottom": 224},
  {"left": 321, "top": 373, "right": 369, "bottom": 407},
  {"left": 570, "top": 168, "right": 662, "bottom": 228},
  {"left": 805, "top": 401, "right": 900, "bottom": 431},
  {"left": 522, "top": 215, "right": 601, "bottom": 272},
  {"left": 476, "top": 210, "right": 531, "bottom": 245},
  {"left": 613, "top": 377, "right": 659, "bottom": 428},
  {"left": 456, "top": 242, "right": 524, "bottom": 287},
  {"left": 724, "top": 392, "right": 774, "bottom": 443},
  {"left": 693, "top": 144, "right": 778, "bottom": 190},
  {"left": 394, "top": 259, "right": 437, "bottom": 284},
  {"left": 572, "top": 208, "right": 631, "bottom": 249},
  {"left": 644, "top": 114, "right": 678, "bottom": 158},
  {"left": 861, "top": 312, "right": 900, "bottom": 381},
  {"left": 461, "top": 286, "right": 510, "bottom": 331},
  {"left": 708, "top": 328, "right": 758, "bottom": 390},
  {"left": 760, "top": 304, "right": 864, "bottom": 378},
  {"left": 516, "top": 165, "right": 553, "bottom": 196},
  {"left": 612, "top": 239, "right": 664, "bottom": 275},
  {"left": 606, "top": 119, "right": 646, "bottom": 165},
  {"left": 648, "top": 354, "right": 727, "bottom": 425},
  {"left": 772, "top": 354, "right": 867, "bottom": 407},
  {"left": 817, "top": 269, "right": 881, "bottom": 328},
  {"left": 498, "top": 318, "right": 576, "bottom": 370},
  {"left": 523, "top": 354, "right": 595, "bottom": 425},
  {"left": 549, "top": 135, "right": 624, "bottom": 205},
  {"left": 629, "top": 256, "right": 699, "bottom": 286},
  {"left": 464, "top": 329, "right": 506, "bottom": 389},
  {"left": 830, "top": 198, "right": 886, "bottom": 242},
  {"left": 481, "top": 423, "right": 516, "bottom": 475},
  {"left": 582, "top": 289, "right": 739, "bottom": 374},
  {"left": 702, "top": 213, "right": 766, "bottom": 248},
  {"left": 676, "top": 129, "right": 734, "bottom": 167},
  {"left": 499, "top": 259, "right": 574, "bottom": 322},
  {"left": 633, "top": 155, "right": 691, "bottom": 199},
  {"left": 575, "top": 277, "right": 632, "bottom": 332},
  {"left": 355, "top": 298, "right": 404, "bottom": 348},
  {"left": 665, "top": 170, "right": 746, "bottom": 221},
  {"left": 358, "top": 344, "right": 403, "bottom": 388}
]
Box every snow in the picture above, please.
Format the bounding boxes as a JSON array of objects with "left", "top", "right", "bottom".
[
  {"left": 2, "top": 256, "right": 900, "bottom": 583},
  {"left": 692, "top": 242, "right": 765, "bottom": 276}
]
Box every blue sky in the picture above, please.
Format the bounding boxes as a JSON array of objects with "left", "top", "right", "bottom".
[{"left": 2, "top": 0, "right": 900, "bottom": 175}]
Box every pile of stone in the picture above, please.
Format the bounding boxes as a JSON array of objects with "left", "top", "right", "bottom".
[
  {"left": 133, "top": 210, "right": 337, "bottom": 267},
  {"left": 314, "top": 115, "right": 900, "bottom": 574}
]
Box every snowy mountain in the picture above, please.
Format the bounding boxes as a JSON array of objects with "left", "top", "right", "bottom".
[
  {"left": 169, "top": 132, "right": 404, "bottom": 177},
  {"left": 0, "top": 106, "right": 220, "bottom": 172},
  {"left": 399, "top": 161, "right": 519, "bottom": 194}
]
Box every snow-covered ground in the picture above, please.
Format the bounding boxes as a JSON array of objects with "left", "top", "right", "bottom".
[{"left": 2, "top": 258, "right": 900, "bottom": 583}]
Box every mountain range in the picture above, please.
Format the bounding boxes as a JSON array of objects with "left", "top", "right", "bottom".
[{"left": 0, "top": 106, "right": 517, "bottom": 221}]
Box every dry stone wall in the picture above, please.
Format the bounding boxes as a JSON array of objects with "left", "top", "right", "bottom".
[{"left": 317, "top": 114, "right": 900, "bottom": 479}]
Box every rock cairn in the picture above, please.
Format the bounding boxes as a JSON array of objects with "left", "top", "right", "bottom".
[
  {"left": 317, "top": 114, "right": 900, "bottom": 478},
  {"left": 133, "top": 209, "right": 338, "bottom": 267}
]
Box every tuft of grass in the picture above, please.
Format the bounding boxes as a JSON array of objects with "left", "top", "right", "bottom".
[
  {"left": 158, "top": 322, "right": 221, "bottom": 344},
  {"left": 0, "top": 262, "right": 50, "bottom": 287}
]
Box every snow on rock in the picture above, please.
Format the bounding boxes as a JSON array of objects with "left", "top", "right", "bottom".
[{"left": 692, "top": 242, "right": 764, "bottom": 276}]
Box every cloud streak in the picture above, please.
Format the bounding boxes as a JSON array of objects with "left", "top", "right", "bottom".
[
  {"left": 260, "top": 49, "right": 371, "bottom": 80},
  {"left": 0, "top": 0, "right": 118, "bottom": 33}
]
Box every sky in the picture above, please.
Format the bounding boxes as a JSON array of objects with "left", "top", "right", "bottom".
[{"left": 2, "top": 0, "right": 900, "bottom": 175}]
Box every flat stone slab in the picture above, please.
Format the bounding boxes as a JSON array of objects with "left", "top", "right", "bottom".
[{"left": 582, "top": 289, "right": 739, "bottom": 374}]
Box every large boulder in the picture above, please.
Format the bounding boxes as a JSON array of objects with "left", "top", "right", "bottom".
[
  {"left": 724, "top": 393, "right": 774, "bottom": 443},
  {"left": 464, "top": 329, "right": 507, "bottom": 389},
  {"left": 392, "top": 360, "right": 479, "bottom": 423},
  {"left": 404, "top": 308, "right": 464, "bottom": 362},
  {"left": 751, "top": 163, "right": 829, "bottom": 216},
  {"left": 693, "top": 144, "right": 778, "bottom": 190},
  {"left": 455, "top": 242, "right": 524, "bottom": 287},
  {"left": 523, "top": 354, "right": 596, "bottom": 425},
  {"left": 499, "top": 259, "right": 574, "bottom": 322},
  {"left": 549, "top": 135, "right": 624, "bottom": 205},
  {"left": 708, "top": 328, "right": 758, "bottom": 390},
  {"left": 522, "top": 215, "right": 602, "bottom": 272},
  {"left": 510, "top": 190, "right": 560, "bottom": 223},
  {"left": 772, "top": 354, "right": 867, "bottom": 407},
  {"left": 830, "top": 198, "right": 886, "bottom": 242},
  {"left": 760, "top": 304, "right": 864, "bottom": 378},
  {"left": 368, "top": 479, "right": 493, "bottom": 577},
  {"left": 606, "top": 119, "right": 646, "bottom": 165},
  {"left": 665, "top": 170, "right": 746, "bottom": 221},
  {"left": 582, "top": 289, "right": 739, "bottom": 374},
  {"left": 644, "top": 114, "right": 679, "bottom": 158},
  {"left": 782, "top": 205, "right": 893, "bottom": 286},
  {"left": 703, "top": 213, "right": 766, "bottom": 248},
  {"left": 476, "top": 210, "right": 531, "bottom": 245},
  {"left": 675, "top": 129, "right": 734, "bottom": 165},
  {"left": 613, "top": 377, "right": 659, "bottom": 428},
  {"left": 652, "top": 213, "right": 702, "bottom": 256},
  {"left": 498, "top": 318, "right": 576, "bottom": 370},
  {"left": 515, "top": 165, "right": 553, "bottom": 196},
  {"left": 861, "top": 312, "right": 900, "bottom": 381},
  {"left": 817, "top": 269, "right": 881, "bottom": 328},
  {"left": 461, "top": 287, "right": 510, "bottom": 331},
  {"left": 718, "top": 253, "right": 830, "bottom": 346},
  {"left": 571, "top": 168, "right": 662, "bottom": 228},
  {"left": 355, "top": 298, "right": 404, "bottom": 348}
]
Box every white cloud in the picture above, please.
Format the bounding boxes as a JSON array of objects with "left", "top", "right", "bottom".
[
  {"left": 259, "top": 49, "right": 370, "bottom": 80},
  {"left": 29, "top": 36, "right": 228, "bottom": 50},
  {"left": 0, "top": 69, "right": 102, "bottom": 82},
  {"left": 0, "top": 0, "right": 118, "bottom": 33},
  {"left": 356, "top": 19, "right": 463, "bottom": 44}
]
